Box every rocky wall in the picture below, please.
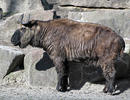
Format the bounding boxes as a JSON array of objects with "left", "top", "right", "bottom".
[{"left": 0, "top": 0, "right": 43, "bottom": 15}]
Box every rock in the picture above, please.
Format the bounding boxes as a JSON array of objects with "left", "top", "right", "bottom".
[
  {"left": 49, "top": 0, "right": 130, "bottom": 8},
  {"left": 0, "top": 45, "right": 24, "bottom": 84},
  {"left": 0, "top": 13, "right": 21, "bottom": 43},
  {"left": 42, "top": 0, "right": 130, "bottom": 18},
  {"left": 124, "top": 38, "right": 130, "bottom": 53},
  {"left": 2, "top": 70, "right": 26, "bottom": 86},
  {"left": 19, "top": 10, "right": 54, "bottom": 24},
  {"left": 24, "top": 48, "right": 57, "bottom": 87},
  {"left": 0, "top": 0, "right": 43, "bottom": 15},
  {"left": 68, "top": 9, "right": 130, "bottom": 39},
  {"left": 0, "top": 10, "right": 53, "bottom": 43}
]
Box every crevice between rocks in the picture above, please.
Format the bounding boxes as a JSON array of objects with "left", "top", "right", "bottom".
[{"left": 59, "top": 5, "right": 128, "bottom": 10}]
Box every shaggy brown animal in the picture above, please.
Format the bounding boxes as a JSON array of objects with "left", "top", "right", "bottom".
[{"left": 11, "top": 18, "right": 125, "bottom": 95}]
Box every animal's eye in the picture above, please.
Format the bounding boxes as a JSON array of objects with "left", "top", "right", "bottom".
[{"left": 21, "top": 28, "right": 26, "bottom": 33}]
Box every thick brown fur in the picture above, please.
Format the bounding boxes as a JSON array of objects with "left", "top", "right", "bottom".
[{"left": 11, "top": 18, "right": 125, "bottom": 94}]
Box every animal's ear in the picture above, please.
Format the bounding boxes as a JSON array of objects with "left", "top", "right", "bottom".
[{"left": 22, "top": 20, "right": 37, "bottom": 28}]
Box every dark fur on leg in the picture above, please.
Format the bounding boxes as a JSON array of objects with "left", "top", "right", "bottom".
[
  {"left": 56, "top": 75, "right": 68, "bottom": 92},
  {"left": 103, "top": 78, "right": 116, "bottom": 94},
  {"left": 54, "top": 57, "right": 69, "bottom": 92},
  {"left": 101, "top": 62, "right": 116, "bottom": 95}
]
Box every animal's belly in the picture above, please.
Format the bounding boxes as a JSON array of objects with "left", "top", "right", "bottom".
[
  {"left": 70, "top": 57, "right": 89, "bottom": 62},
  {"left": 67, "top": 55, "right": 99, "bottom": 67}
]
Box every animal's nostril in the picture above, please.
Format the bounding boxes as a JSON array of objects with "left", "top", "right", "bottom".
[
  {"left": 11, "top": 37, "right": 19, "bottom": 45},
  {"left": 11, "top": 39, "right": 15, "bottom": 44}
]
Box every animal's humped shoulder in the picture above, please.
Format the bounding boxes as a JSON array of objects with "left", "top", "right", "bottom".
[{"left": 50, "top": 18, "right": 78, "bottom": 25}]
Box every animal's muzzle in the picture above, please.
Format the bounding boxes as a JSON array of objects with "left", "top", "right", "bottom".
[
  {"left": 11, "top": 35, "right": 20, "bottom": 46},
  {"left": 11, "top": 40, "right": 20, "bottom": 46}
]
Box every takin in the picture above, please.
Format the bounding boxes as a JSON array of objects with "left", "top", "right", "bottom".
[{"left": 11, "top": 16, "right": 125, "bottom": 95}]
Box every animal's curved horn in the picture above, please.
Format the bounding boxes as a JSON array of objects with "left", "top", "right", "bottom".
[
  {"left": 17, "top": 14, "right": 30, "bottom": 25},
  {"left": 17, "top": 14, "right": 24, "bottom": 24}
]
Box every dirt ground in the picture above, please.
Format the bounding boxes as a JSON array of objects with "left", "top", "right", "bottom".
[{"left": 0, "top": 78, "right": 130, "bottom": 100}]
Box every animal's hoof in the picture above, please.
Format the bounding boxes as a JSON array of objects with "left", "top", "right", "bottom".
[
  {"left": 56, "top": 87, "right": 67, "bottom": 92},
  {"left": 58, "top": 88, "right": 67, "bottom": 92},
  {"left": 56, "top": 85, "right": 67, "bottom": 92},
  {"left": 103, "top": 87, "right": 115, "bottom": 95},
  {"left": 103, "top": 86, "right": 108, "bottom": 93}
]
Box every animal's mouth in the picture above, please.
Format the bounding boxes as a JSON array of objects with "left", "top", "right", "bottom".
[{"left": 11, "top": 40, "right": 21, "bottom": 46}]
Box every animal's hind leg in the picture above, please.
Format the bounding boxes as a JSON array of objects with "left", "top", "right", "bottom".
[
  {"left": 101, "top": 60, "right": 116, "bottom": 94},
  {"left": 54, "top": 57, "right": 69, "bottom": 92}
]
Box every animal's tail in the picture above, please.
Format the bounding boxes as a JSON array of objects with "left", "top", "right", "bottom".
[
  {"left": 116, "top": 37, "right": 125, "bottom": 62},
  {"left": 119, "top": 37, "right": 125, "bottom": 57}
]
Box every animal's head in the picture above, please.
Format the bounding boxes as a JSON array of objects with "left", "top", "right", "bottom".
[{"left": 11, "top": 14, "right": 37, "bottom": 48}]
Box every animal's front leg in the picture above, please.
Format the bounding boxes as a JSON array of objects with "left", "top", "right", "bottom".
[
  {"left": 56, "top": 74, "right": 68, "bottom": 92},
  {"left": 54, "top": 57, "right": 68, "bottom": 92}
]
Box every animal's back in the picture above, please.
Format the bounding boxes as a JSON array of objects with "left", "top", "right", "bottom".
[{"left": 49, "top": 19, "right": 114, "bottom": 41}]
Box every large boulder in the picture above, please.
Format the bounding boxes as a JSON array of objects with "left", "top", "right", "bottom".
[
  {"left": 47, "top": 0, "right": 130, "bottom": 8},
  {"left": 0, "top": 0, "right": 43, "bottom": 15},
  {"left": 24, "top": 48, "right": 57, "bottom": 87},
  {"left": 0, "top": 45, "right": 24, "bottom": 84},
  {"left": 124, "top": 39, "right": 130, "bottom": 53},
  {"left": 0, "top": 10, "right": 54, "bottom": 43},
  {"left": 68, "top": 9, "right": 130, "bottom": 39}
]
